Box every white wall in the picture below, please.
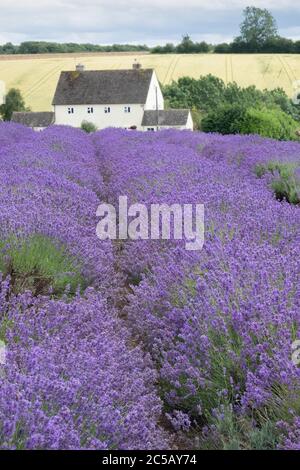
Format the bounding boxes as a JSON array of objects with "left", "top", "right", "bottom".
[
  {"left": 54, "top": 103, "right": 146, "bottom": 129},
  {"left": 0, "top": 80, "right": 5, "bottom": 105},
  {"left": 142, "top": 112, "right": 194, "bottom": 132},
  {"left": 142, "top": 126, "right": 191, "bottom": 131},
  {"left": 186, "top": 111, "right": 194, "bottom": 130},
  {"left": 144, "top": 71, "right": 164, "bottom": 111}
]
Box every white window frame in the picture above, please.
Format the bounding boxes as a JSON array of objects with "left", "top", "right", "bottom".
[
  {"left": 67, "top": 107, "right": 74, "bottom": 114},
  {"left": 104, "top": 106, "right": 111, "bottom": 114},
  {"left": 124, "top": 106, "right": 131, "bottom": 113},
  {"left": 87, "top": 106, "right": 94, "bottom": 114}
]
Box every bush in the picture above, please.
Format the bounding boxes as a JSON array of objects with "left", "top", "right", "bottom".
[
  {"left": 0, "top": 234, "right": 85, "bottom": 296},
  {"left": 239, "top": 107, "right": 299, "bottom": 141},
  {"left": 81, "top": 120, "right": 97, "bottom": 133},
  {"left": 163, "top": 74, "right": 300, "bottom": 125},
  {"left": 199, "top": 404, "right": 280, "bottom": 450},
  {"left": 255, "top": 161, "right": 300, "bottom": 204},
  {"left": 201, "top": 104, "right": 247, "bottom": 134},
  {"left": 191, "top": 109, "right": 203, "bottom": 130},
  {"left": 0, "top": 285, "right": 166, "bottom": 449},
  {"left": 202, "top": 105, "right": 299, "bottom": 141}
]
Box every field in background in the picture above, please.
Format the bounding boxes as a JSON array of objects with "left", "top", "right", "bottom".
[{"left": 1, "top": 53, "right": 300, "bottom": 111}]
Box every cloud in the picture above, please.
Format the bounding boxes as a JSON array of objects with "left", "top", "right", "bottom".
[{"left": 0, "top": 0, "right": 299, "bottom": 44}]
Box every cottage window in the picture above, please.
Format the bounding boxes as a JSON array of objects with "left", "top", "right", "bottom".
[
  {"left": 124, "top": 106, "right": 131, "bottom": 113},
  {"left": 87, "top": 107, "right": 94, "bottom": 114},
  {"left": 68, "top": 107, "right": 74, "bottom": 114},
  {"left": 104, "top": 106, "right": 111, "bottom": 113},
  {"left": 147, "top": 127, "right": 155, "bottom": 131}
]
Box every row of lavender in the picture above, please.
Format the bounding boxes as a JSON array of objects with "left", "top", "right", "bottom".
[
  {"left": 93, "top": 129, "right": 300, "bottom": 449},
  {"left": 1, "top": 123, "right": 300, "bottom": 449},
  {"left": 0, "top": 123, "right": 167, "bottom": 449}
]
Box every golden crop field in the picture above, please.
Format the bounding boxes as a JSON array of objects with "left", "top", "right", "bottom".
[{"left": 1, "top": 53, "right": 300, "bottom": 111}]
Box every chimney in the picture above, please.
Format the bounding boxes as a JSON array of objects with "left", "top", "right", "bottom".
[
  {"left": 76, "top": 63, "right": 85, "bottom": 72},
  {"left": 132, "top": 59, "right": 142, "bottom": 70}
]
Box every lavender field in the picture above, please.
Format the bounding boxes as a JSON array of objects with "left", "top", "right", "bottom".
[{"left": 0, "top": 123, "right": 300, "bottom": 450}]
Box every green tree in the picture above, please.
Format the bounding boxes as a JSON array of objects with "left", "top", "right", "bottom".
[
  {"left": 163, "top": 82, "right": 191, "bottom": 109},
  {"left": 1, "top": 42, "right": 17, "bottom": 54},
  {"left": 177, "top": 34, "right": 195, "bottom": 53},
  {"left": 238, "top": 6, "right": 278, "bottom": 49},
  {"left": 164, "top": 74, "right": 225, "bottom": 111},
  {"left": 201, "top": 104, "right": 247, "bottom": 134},
  {"left": 152, "top": 43, "right": 176, "bottom": 54},
  {"left": 214, "top": 43, "right": 231, "bottom": 53},
  {"left": 0, "top": 88, "right": 29, "bottom": 121}
]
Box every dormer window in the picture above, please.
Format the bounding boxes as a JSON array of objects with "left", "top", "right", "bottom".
[
  {"left": 68, "top": 107, "right": 74, "bottom": 114},
  {"left": 87, "top": 107, "right": 94, "bottom": 114},
  {"left": 104, "top": 106, "right": 111, "bottom": 114},
  {"left": 124, "top": 106, "right": 131, "bottom": 113}
]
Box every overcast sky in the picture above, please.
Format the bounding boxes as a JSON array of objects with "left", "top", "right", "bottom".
[{"left": 0, "top": 0, "right": 300, "bottom": 45}]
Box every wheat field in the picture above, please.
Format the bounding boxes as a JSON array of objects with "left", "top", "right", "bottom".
[{"left": 1, "top": 53, "right": 300, "bottom": 111}]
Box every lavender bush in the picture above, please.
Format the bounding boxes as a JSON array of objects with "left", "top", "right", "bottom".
[
  {"left": 93, "top": 128, "right": 300, "bottom": 449},
  {"left": 0, "top": 123, "right": 167, "bottom": 449},
  {"left": 0, "top": 282, "right": 167, "bottom": 449},
  {"left": 0, "top": 123, "right": 299, "bottom": 449}
]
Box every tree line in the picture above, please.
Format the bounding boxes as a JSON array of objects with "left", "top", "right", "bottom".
[
  {"left": 153, "top": 7, "right": 300, "bottom": 54},
  {"left": 163, "top": 74, "right": 300, "bottom": 140},
  {"left": 155, "top": 35, "right": 300, "bottom": 54},
  {"left": 1, "top": 7, "right": 299, "bottom": 56},
  {"left": 0, "top": 42, "right": 150, "bottom": 55}
]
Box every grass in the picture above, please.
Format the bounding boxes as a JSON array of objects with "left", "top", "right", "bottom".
[
  {"left": 198, "top": 403, "right": 281, "bottom": 450},
  {"left": 255, "top": 161, "right": 300, "bottom": 204},
  {"left": 0, "top": 53, "right": 299, "bottom": 111},
  {"left": 0, "top": 234, "right": 85, "bottom": 296},
  {"left": 159, "top": 274, "right": 300, "bottom": 450},
  {"left": 198, "top": 380, "right": 300, "bottom": 450}
]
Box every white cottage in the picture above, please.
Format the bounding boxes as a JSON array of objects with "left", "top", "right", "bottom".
[
  {"left": 10, "top": 64, "right": 193, "bottom": 131},
  {"left": 52, "top": 65, "right": 164, "bottom": 130}
]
